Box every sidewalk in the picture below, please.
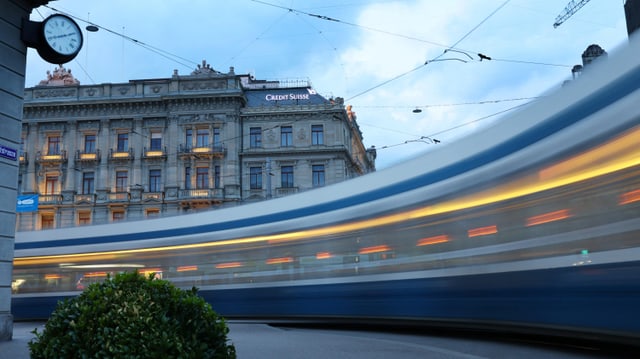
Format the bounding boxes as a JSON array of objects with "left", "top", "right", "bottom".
[{"left": 0, "top": 321, "right": 41, "bottom": 358}]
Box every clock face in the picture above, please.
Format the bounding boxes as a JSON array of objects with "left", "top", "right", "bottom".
[{"left": 43, "top": 15, "right": 82, "bottom": 56}]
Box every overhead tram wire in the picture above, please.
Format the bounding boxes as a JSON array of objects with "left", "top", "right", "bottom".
[
  {"left": 345, "top": 0, "right": 512, "bottom": 102},
  {"left": 43, "top": 5, "right": 200, "bottom": 71}
]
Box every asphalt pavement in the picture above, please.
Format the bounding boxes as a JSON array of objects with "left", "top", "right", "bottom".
[{"left": 0, "top": 321, "right": 625, "bottom": 358}]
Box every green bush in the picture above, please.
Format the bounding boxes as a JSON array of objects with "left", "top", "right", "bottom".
[{"left": 29, "top": 271, "right": 236, "bottom": 358}]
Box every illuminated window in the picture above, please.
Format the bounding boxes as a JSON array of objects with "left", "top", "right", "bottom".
[
  {"left": 78, "top": 211, "right": 91, "bottom": 225},
  {"left": 281, "top": 126, "right": 292, "bottom": 147},
  {"left": 149, "top": 169, "right": 161, "bottom": 192},
  {"left": 312, "top": 125, "right": 323, "bottom": 145},
  {"left": 47, "top": 136, "right": 60, "bottom": 155},
  {"left": 150, "top": 131, "right": 162, "bottom": 151},
  {"left": 281, "top": 166, "right": 294, "bottom": 188},
  {"left": 250, "top": 167, "right": 262, "bottom": 189},
  {"left": 41, "top": 213, "right": 54, "bottom": 229},
  {"left": 116, "top": 171, "right": 128, "bottom": 192},
  {"left": 112, "top": 211, "right": 125, "bottom": 222},
  {"left": 84, "top": 134, "right": 96, "bottom": 153},
  {"left": 250, "top": 127, "right": 262, "bottom": 148},
  {"left": 45, "top": 175, "right": 58, "bottom": 194},
  {"left": 196, "top": 167, "right": 208, "bottom": 189},
  {"left": 117, "top": 133, "right": 128, "bottom": 151},
  {"left": 82, "top": 172, "right": 94, "bottom": 194},
  {"left": 312, "top": 165, "right": 325, "bottom": 187}
]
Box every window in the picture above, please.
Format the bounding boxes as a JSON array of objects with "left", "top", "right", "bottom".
[
  {"left": 250, "top": 167, "right": 262, "bottom": 189},
  {"left": 150, "top": 131, "right": 162, "bottom": 150},
  {"left": 117, "top": 133, "right": 128, "bottom": 151},
  {"left": 196, "top": 129, "right": 209, "bottom": 147},
  {"left": 41, "top": 213, "right": 54, "bottom": 229},
  {"left": 185, "top": 129, "right": 193, "bottom": 149},
  {"left": 84, "top": 134, "right": 96, "bottom": 153},
  {"left": 82, "top": 172, "right": 94, "bottom": 194},
  {"left": 112, "top": 211, "right": 125, "bottom": 222},
  {"left": 116, "top": 171, "right": 128, "bottom": 192},
  {"left": 313, "top": 165, "right": 325, "bottom": 187},
  {"left": 250, "top": 127, "right": 262, "bottom": 148},
  {"left": 185, "top": 167, "right": 191, "bottom": 189},
  {"left": 78, "top": 211, "right": 91, "bottom": 225},
  {"left": 281, "top": 166, "right": 294, "bottom": 188},
  {"left": 196, "top": 167, "right": 208, "bottom": 189},
  {"left": 213, "top": 128, "right": 221, "bottom": 147},
  {"left": 47, "top": 136, "right": 60, "bottom": 155},
  {"left": 45, "top": 175, "right": 58, "bottom": 194},
  {"left": 146, "top": 209, "right": 160, "bottom": 218},
  {"left": 214, "top": 165, "right": 221, "bottom": 188},
  {"left": 149, "top": 169, "right": 161, "bottom": 192},
  {"left": 281, "top": 126, "right": 293, "bottom": 147},
  {"left": 312, "top": 125, "right": 324, "bottom": 145}
]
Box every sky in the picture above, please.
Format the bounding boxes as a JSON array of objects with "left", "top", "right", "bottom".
[{"left": 26, "top": 0, "right": 630, "bottom": 170}]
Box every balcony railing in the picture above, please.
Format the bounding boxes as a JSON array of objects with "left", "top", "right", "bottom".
[
  {"left": 178, "top": 188, "right": 224, "bottom": 200},
  {"left": 275, "top": 187, "right": 299, "bottom": 196},
  {"left": 76, "top": 149, "right": 101, "bottom": 163},
  {"left": 143, "top": 146, "right": 167, "bottom": 160},
  {"left": 178, "top": 144, "right": 226, "bottom": 158},
  {"left": 142, "top": 192, "right": 164, "bottom": 202},
  {"left": 38, "top": 194, "right": 62, "bottom": 205},
  {"left": 108, "top": 192, "right": 130, "bottom": 202},
  {"left": 74, "top": 194, "right": 95, "bottom": 204},
  {"left": 108, "top": 148, "right": 134, "bottom": 161},
  {"left": 36, "top": 150, "right": 67, "bottom": 164}
]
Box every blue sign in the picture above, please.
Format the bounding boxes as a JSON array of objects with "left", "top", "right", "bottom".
[
  {"left": 17, "top": 195, "right": 39, "bottom": 213},
  {"left": 0, "top": 144, "right": 17, "bottom": 161}
]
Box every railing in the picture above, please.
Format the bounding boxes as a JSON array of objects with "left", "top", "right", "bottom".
[
  {"left": 36, "top": 150, "right": 67, "bottom": 164},
  {"left": 178, "top": 188, "right": 224, "bottom": 200},
  {"left": 143, "top": 146, "right": 167, "bottom": 160},
  {"left": 177, "top": 144, "right": 226, "bottom": 158},
  {"left": 108, "top": 148, "right": 134, "bottom": 161},
  {"left": 76, "top": 149, "right": 101, "bottom": 162},
  {"left": 74, "top": 194, "right": 95, "bottom": 204},
  {"left": 108, "top": 192, "right": 130, "bottom": 202},
  {"left": 38, "top": 194, "right": 62, "bottom": 205},
  {"left": 142, "top": 192, "right": 164, "bottom": 202},
  {"left": 275, "top": 187, "right": 299, "bottom": 196}
]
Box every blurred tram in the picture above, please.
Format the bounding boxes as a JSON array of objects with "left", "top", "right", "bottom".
[{"left": 12, "top": 38, "right": 640, "bottom": 345}]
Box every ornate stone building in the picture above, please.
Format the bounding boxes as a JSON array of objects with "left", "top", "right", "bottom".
[{"left": 17, "top": 62, "right": 376, "bottom": 231}]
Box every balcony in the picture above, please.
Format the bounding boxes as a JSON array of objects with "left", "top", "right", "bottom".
[
  {"left": 76, "top": 149, "right": 101, "bottom": 163},
  {"left": 178, "top": 144, "right": 226, "bottom": 159},
  {"left": 39, "top": 194, "right": 62, "bottom": 205},
  {"left": 74, "top": 194, "right": 95, "bottom": 204},
  {"left": 108, "top": 192, "right": 130, "bottom": 203},
  {"left": 108, "top": 148, "right": 134, "bottom": 162},
  {"left": 143, "top": 146, "right": 167, "bottom": 160},
  {"left": 36, "top": 150, "right": 67, "bottom": 165},
  {"left": 275, "top": 187, "right": 299, "bottom": 197},
  {"left": 142, "top": 192, "right": 164, "bottom": 202},
  {"left": 179, "top": 188, "right": 224, "bottom": 207}
]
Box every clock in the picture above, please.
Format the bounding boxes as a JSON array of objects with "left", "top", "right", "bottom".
[{"left": 38, "top": 14, "right": 83, "bottom": 64}]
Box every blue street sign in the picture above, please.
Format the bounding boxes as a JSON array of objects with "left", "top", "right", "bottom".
[{"left": 0, "top": 144, "right": 17, "bottom": 161}]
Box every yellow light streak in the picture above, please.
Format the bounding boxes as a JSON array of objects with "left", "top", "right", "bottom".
[
  {"left": 468, "top": 225, "right": 498, "bottom": 238},
  {"left": 417, "top": 235, "right": 449, "bottom": 246},
  {"left": 620, "top": 189, "right": 640, "bottom": 205},
  {"left": 176, "top": 265, "right": 198, "bottom": 272},
  {"left": 316, "top": 252, "right": 332, "bottom": 259},
  {"left": 359, "top": 245, "right": 391, "bottom": 254},
  {"left": 526, "top": 209, "right": 571, "bottom": 227},
  {"left": 14, "top": 127, "right": 640, "bottom": 266},
  {"left": 215, "top": 262, "right": 243, "bottom": 269}
]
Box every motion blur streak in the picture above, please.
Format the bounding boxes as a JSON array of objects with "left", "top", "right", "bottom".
[{"left": 11, "top": 36, "right": 640, "bottom": 346}]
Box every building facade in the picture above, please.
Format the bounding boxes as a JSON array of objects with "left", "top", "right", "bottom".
[{"left": 16, "top": 62, "right": 376, "bottom": 231}]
